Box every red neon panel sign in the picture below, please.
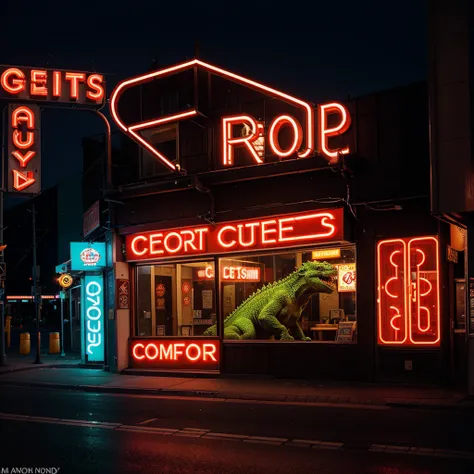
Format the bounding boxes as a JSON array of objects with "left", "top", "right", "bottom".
[
  {"left": 125, "top": 209, "right": 344, "bottom": 261},
  {"left": 130, "top": 339, "right": 219, "bottom": 370},
  {"left": 377, "top": 236, "right": 440, "bottom": 346}
]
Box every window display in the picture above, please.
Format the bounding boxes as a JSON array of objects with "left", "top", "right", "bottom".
[
  {"left": 136, "top": 261, "right": 216, "bottom": 337},
  {"left": 203, "top": 247, "right": 357, "bottom": 342}
]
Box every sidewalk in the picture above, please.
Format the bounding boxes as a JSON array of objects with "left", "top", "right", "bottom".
[
  {"left": 0, "top": 352, "right": 80, "bottom": 375},
  {"left": 0, "top": 363, "right": 472, "bottom": 411}
]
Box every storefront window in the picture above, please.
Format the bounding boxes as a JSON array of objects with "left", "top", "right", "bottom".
[
  {"left": 218, "top": 247, "right": 356, "bottom": 342},
  {"left": 136, "top": 261, "right": 217, "bottom": 337}
]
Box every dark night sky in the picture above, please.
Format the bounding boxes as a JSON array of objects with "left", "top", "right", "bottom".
[{"left": 1, "top": 1, "right": 427, "bottom": 193}]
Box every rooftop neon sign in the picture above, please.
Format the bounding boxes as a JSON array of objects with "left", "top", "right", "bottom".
[{"left": 110, "top": 59, "right": 351, "bottom": 172}]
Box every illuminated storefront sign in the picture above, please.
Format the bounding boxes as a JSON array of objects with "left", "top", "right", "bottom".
[
  {"left": 196, "top": 265, "right": 261, "bottom": 282},
  {"left": 0, "top": 66, "right": 105, "bottom": 105},
  {"left": 130, "top": 339, "right": 219, "bottom": 370},
  {"left": 7, "top": 103, "right": 41, "bottom": 194},
  {"left": 84, "top": 274, "right": 104, "bottom": 362},
  {"left": 126, "top": 209, "right": 344, "bottom": 261},
  {"left": 312, "top": 248, "right": 341, "bottom": 259},
  {"left": 110, "top": 59, "right": 351, "bottom": 172},
  {"left": 70, "top": 242, "right": 106, "bottom": 271},
  {"left": 337, "top": 264, "right": 356, "bottom": 292},
  {"left": 377, "top": 236, "right": 440, "bottom": 346}
]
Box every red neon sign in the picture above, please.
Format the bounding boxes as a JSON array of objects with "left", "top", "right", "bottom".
[
  {"left": 377, "top": 236, "right": 440, "bottom": 346},
  {"left": 126, "top": 209, "right": 344, "bottom": 261},
  {"left": 196, "top": 265, "right": 261, "bottom": 282},
  {"left": 8, "top": 104, "right": 40, "bottom": 193},
  {"left": 109, "top": 59, "right": 351, "bottom": 172},
  {"left": 130, "top": 339, "right": 219, "bottom": 370},
  {"left": 0, "top": 66, "right": 105, "bottom": 105}
]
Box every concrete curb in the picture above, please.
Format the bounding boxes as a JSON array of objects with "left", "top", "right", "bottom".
[{"left": 0, "top": 379, "right": 473, "bottom": 412}]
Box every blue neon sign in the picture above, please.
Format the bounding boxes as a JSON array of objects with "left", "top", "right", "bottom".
[
  {"left": 84, "top": 274, "right": 104, "bottom": 362},
  {"left": 70, "top": 242, "right": 106, "bottom": 272}
]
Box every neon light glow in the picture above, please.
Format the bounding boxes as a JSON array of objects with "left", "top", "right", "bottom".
[
  {"left": 1, "top": 68, "right": 25, "bottom": 94},
  {"left": 222, "top": 115, "right": 262, "bottom": 166},
  {"left": 125, "top": 209, "right": 344, "bottom": 261},
  {"left": 130, "top": 339, "right": 220, "bottom": 370},
  {"left": 128, "top": 110, "right": 199, "bottom": 171},
  {"left": 13, "top": 129, "right": 34, "bottom": 149},
  {"left": 12, "top": 170, "right": 36, "bottom": 191},
  {"left": 12, "top": 106, "right": 35, "bottom": 128},
  {"left": 268, "top": 115, "right": 303, "bottom": 158},
  {"left": 30, "top": 70, "right": 48, "bottom": 96},
  {"left": 12, "top": 150, "right": 35, "bottom": 168},
  {"left": 64, "top": 72, "right": 86, "bottom": 100},
  {"left": 377, "top": 237, "right": 440, "bottom": 346},
  {"left": 109, "top": 59, "right": 320, "bottom": 171},
  {"left": 318, "top": 102, "right": 351, "bottom": 162},
  {"left": 52, "top": 71, "right": 61, "bottom": 97},
  {"left": 196, "top": 265, "right": 261, "bottom": 282},
  {"left": 84, "top": 274, "right": 104, "bottom": 362},
  {"left": 86, "top": 74, "right": 105, "bottom": 101},
  {"left": 9, "top": 104, "right": 39, "bottom": 192}
]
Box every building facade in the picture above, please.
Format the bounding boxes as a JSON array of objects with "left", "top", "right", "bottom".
[{"left": 94, "top": 59, "right": 464, "bottom": 384}]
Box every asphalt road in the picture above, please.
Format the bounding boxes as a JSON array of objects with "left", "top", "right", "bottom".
[{"left": 0, "top": 386, "right": 473, "bottom": 473}]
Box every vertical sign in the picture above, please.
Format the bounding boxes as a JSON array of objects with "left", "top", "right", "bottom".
[
  {"left": 84, "top": 274, "right": 104, "bottom": 362},
  {"left": 7, "top": 103, "right": 41, "bottom": 194},
  {"left": 377, "top": 237, "right": 440, "bottom": 346}
]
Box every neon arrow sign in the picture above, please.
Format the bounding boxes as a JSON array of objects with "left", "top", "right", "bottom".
[{"left": 110, "top": 59, "right": 351, "bottom": 172}]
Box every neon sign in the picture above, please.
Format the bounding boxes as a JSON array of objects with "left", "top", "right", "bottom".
[
  {"left": 7, "top": 104, "right": 40, "bottom": 193},
  {"left": 126, "top": 209, "right": 344, "bottom": 261},
  {"left": 377, "top": 236, "right": 440, "bottom": 346},
  {"left": 84, "top": 274, "right": 104, "bottom": 362},
  {"left": 196, "top": 265, "right": 261, "bottom": 282},
  {"left": 110, "top": 59, "right": 351, "bottom": 172},
  {"left": 130, "top": 339, "right": 219, "bottom": 370},
  {"left": 0, "top": 66, "right": 105, "bottom": 105},
  {"left": 70, "top": 242, "right": 106, "bottom": 271}
]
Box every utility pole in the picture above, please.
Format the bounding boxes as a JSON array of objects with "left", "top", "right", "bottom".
[
  {"left": 0, "top": 105, "right": 7, "bottom": 367},
  {"left": 60, "top": 290, "right": 65, "bottom": 356},
  {"left": 32, "top": 201, "right": 41, "bottom": 364},
  {"left": 0, "top": 188, "right": 5, "bottom": 367}
]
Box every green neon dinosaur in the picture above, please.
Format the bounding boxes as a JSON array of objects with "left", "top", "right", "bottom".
[{"left": 204, "top": 260, "right": 337, "bottom": 341}]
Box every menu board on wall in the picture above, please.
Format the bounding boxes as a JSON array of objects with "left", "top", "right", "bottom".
[{"left": 202, "top": 290, "right": 213, "bottom": 309}]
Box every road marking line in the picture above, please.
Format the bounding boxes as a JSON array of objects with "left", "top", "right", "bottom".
[
  {"left": 137, "top": 418, "right": 157, "bottom": 425},
  {"left": 1, "top": 412, "right": 473, "bottom": 460},
  {"left": 292, "top": 439, "right": 321, "bottom": 446}
]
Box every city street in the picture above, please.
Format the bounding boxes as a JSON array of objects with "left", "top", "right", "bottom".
[{"left": 0, "top": 384, "right": 473, "bottom": 473}]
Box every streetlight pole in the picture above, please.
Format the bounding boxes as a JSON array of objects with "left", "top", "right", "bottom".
[
  {"left": 32, "top": 201, "right": 41, "bottom": 364},
  {"left": 60, "top": 290, "right": 65, "bottom": 356}
]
